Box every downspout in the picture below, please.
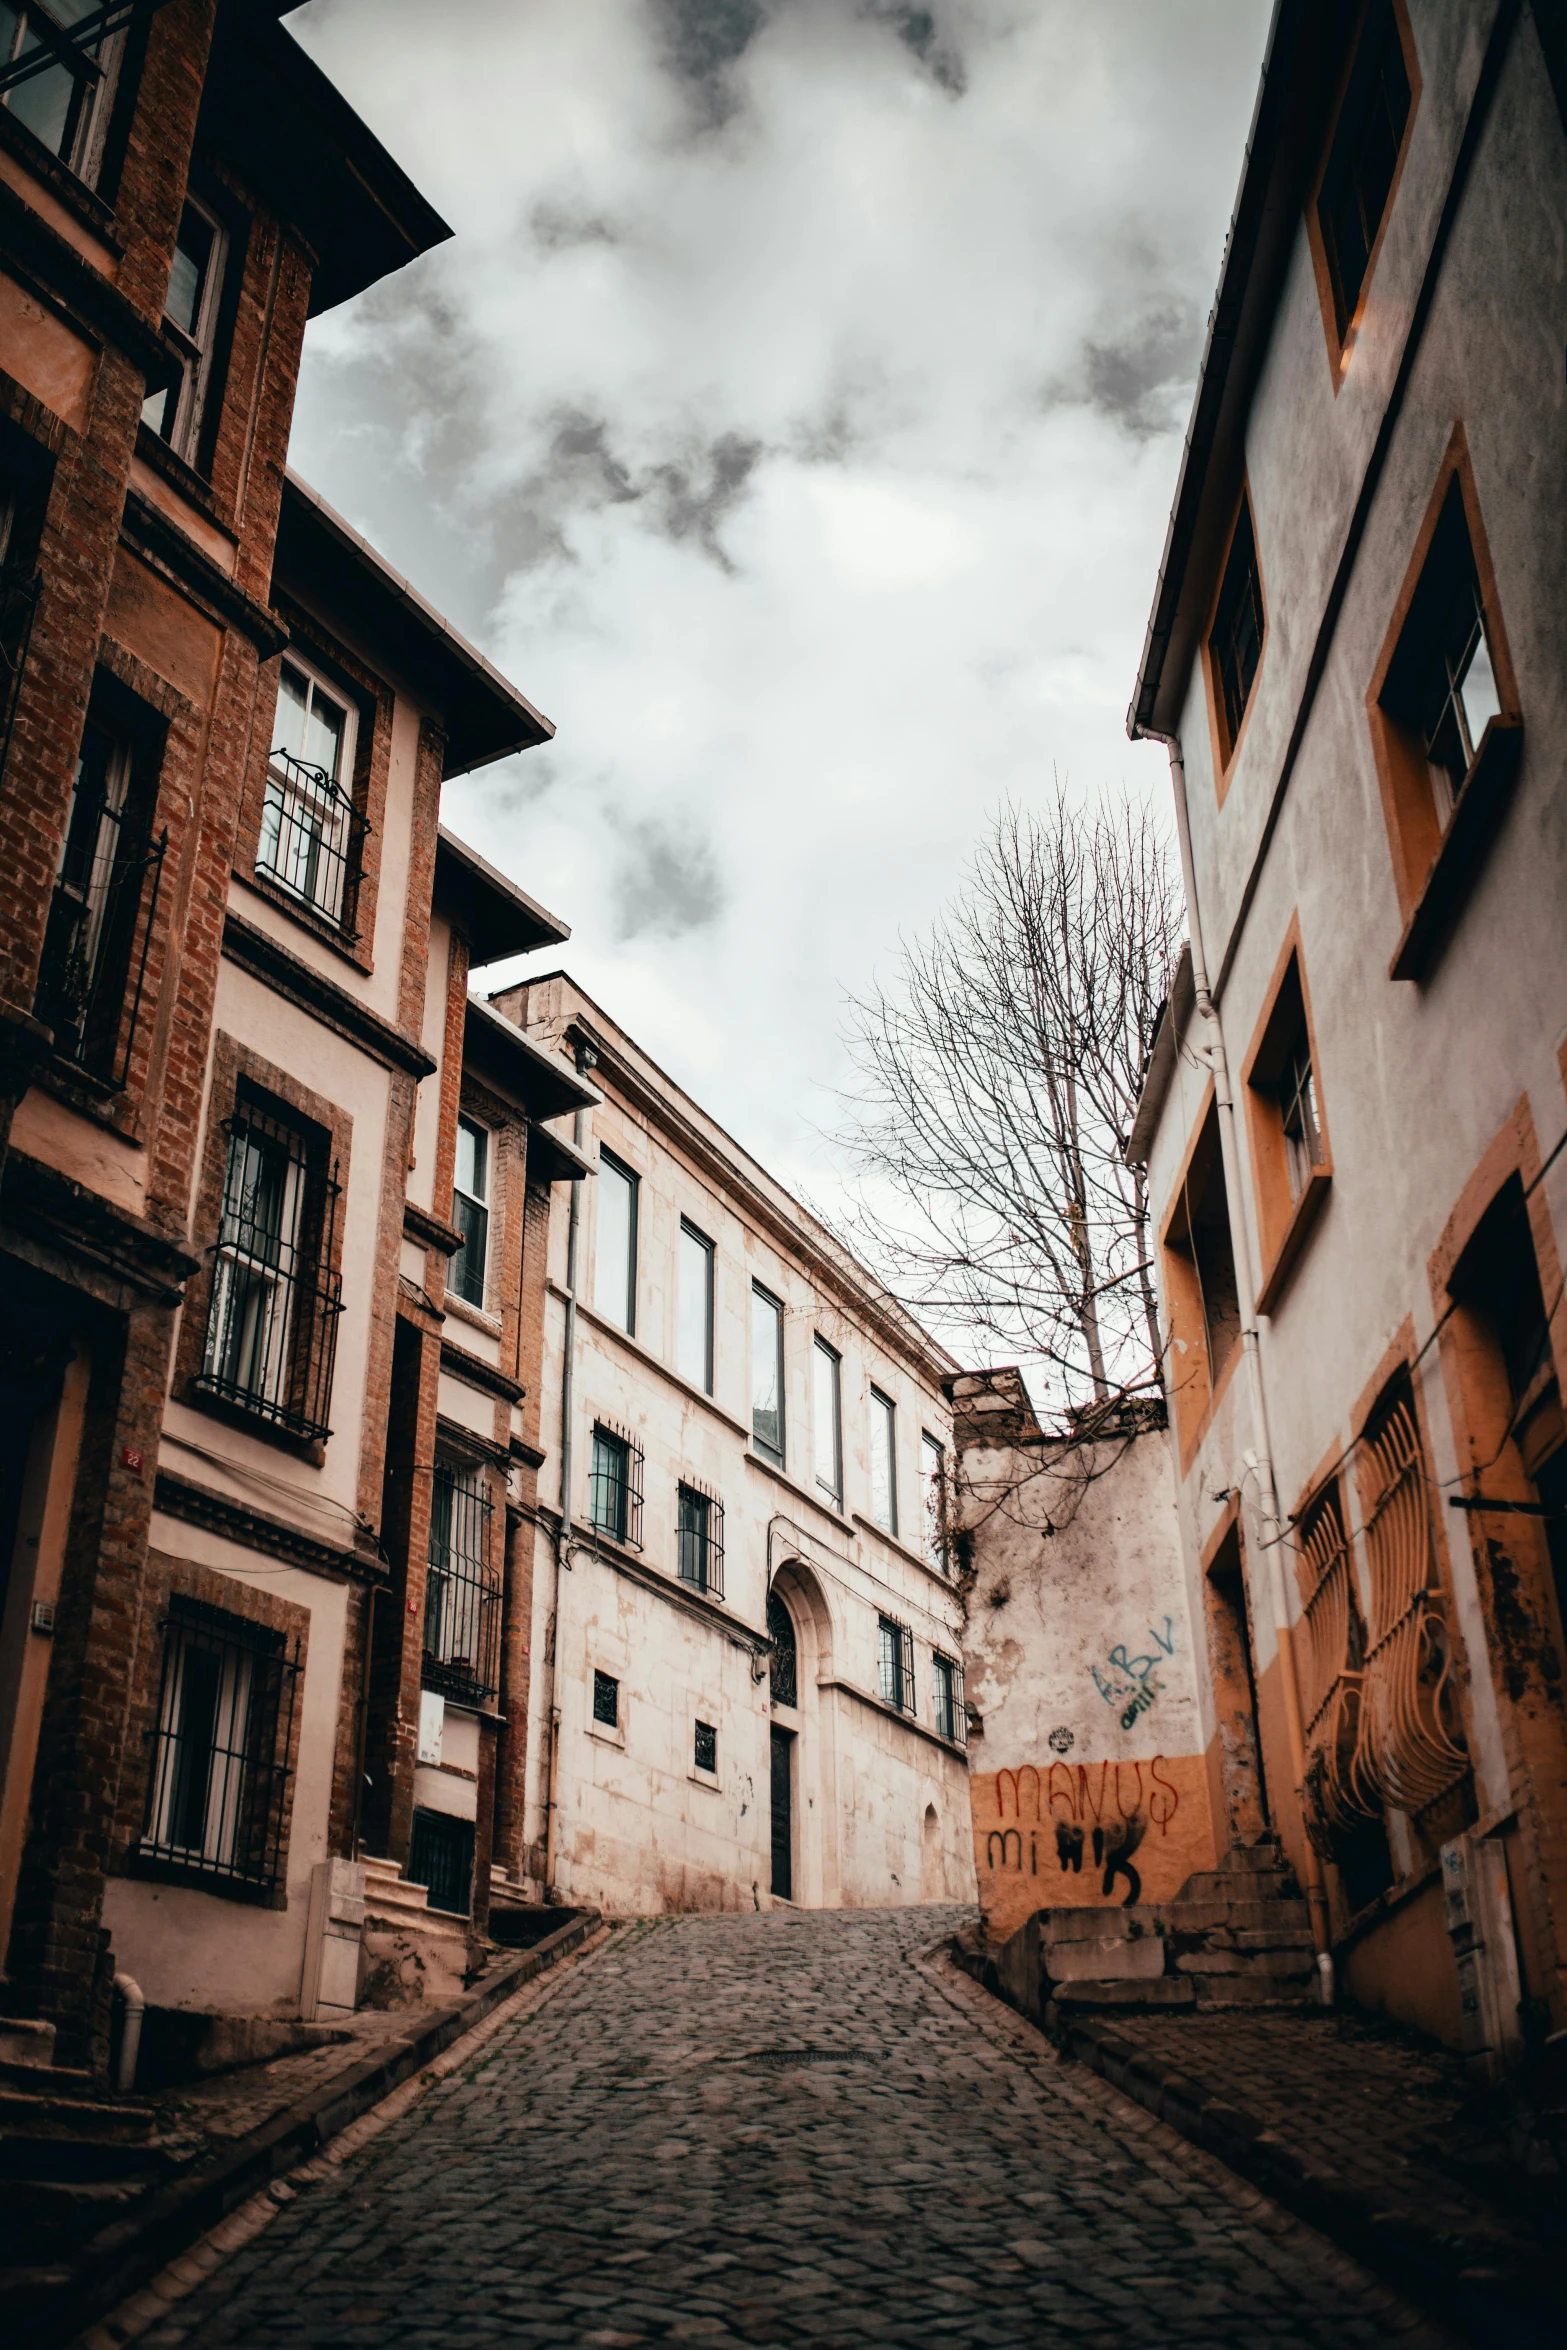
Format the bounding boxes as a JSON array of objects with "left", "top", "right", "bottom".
[
  {"left": 113, "top": 1974, "right": 144, "bottom": 2094},
  {"left": 1140, "top": 726, "right": 1330, "bottom": 1963},
  {"left": 543, "top": 1043, "right": 596, "bottom": 1899}
]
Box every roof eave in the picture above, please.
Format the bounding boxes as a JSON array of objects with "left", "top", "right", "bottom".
[{"left": 1125, "top": 942, "right": 1195, "bottom": 1168}]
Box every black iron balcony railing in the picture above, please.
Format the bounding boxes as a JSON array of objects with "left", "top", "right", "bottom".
[
  {"left": 257, "top": 749, "right": 368, "bottom": 935},
  {"left": 423, "top": 1463, "right": 500, "bottom": 1708},
  {"left": 35, "top": 821, "right": 167, "bottom": 1088}
]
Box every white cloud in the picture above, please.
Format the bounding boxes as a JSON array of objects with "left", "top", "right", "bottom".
[{"left": 285, "top": 0, "right": 1269, "bottom": 1199}]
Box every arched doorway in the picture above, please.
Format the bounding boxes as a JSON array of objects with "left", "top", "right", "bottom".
[
  {"left": 921, "top": 1803, "right": 942, "bottom": 1901},
  {"left": 767, "top": 1591, "right": 797, "bottom": 1900},
  {"left": 765, "top": 1559, "right": 836, "bottom": 1907}
]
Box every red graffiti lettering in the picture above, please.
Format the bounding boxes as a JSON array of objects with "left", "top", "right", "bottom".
[
  {"left": 1148, "top": 1754, "right": 1181, "bottom": 1833},
  {"left": 1114, "top": 1759, "right": 1144, "bottom": 1821}
]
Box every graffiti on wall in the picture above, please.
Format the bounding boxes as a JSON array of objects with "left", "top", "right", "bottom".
[
  {"left": 984, "top": 1757, "right": 1181, "bottom": 1907},
  {"left": 1092, "top": 1615, "right": 1176, "bottom": 1730}
]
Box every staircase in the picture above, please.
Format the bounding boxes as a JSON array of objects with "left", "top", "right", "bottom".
[
  {"left": 985, "top": 1838, "right": 1319, "bottom": 2023},
  {"left": 358, "top": 1854, "right": 470, "bottom": 2009}
]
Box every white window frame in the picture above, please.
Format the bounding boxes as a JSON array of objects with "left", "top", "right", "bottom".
[
  {"left": 594, "top": 1149, "right": 639, "bottom": 1335},
  {"left": 868, "top": 1385, "right": 898, "bottom": 1536},
  {"left": 0, "top": 7, "right": 125, "bottom": 184},
  {"left": 677, "top": 1216, "right": 715, "bottom": 1394},
  {"left": 813, "top": 1335, "right": 843, "bottom": 1507},
  {"left": 751, "top": 1282, "right": 785, "bottom": 1465},
  {"left": 143, "top": 193, "right": 228, "bottom": 465},
  {"left": 921, "top": 1431, "right": 948, "bottom": 1573},
  {"left": 257, "top": 648, "right": 360, "bottom": 926},
  {"left": 450, "top": 1114, "right": 491, "bottom": 1310}
]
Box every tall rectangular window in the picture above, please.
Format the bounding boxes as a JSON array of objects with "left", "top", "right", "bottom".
[
  {"left": 1379, "top": 476, "right": 1504, "bottom": 830},
  {"left": 813, "top": 1337, "right": 842, "bottom": 1506},
  {"left": 869, "top": 1387, "right": 898, "bottom": 1535},
  {"left": 450, "top": 1116, "right": 490, "bottom": 1309},
  {"left": 423, "top": 1460, "right": 499, "bottom": 1707},
  {"left": 878, "top": 1615, "right": 914, "bottom": 1715},
  {"left": 1207, "top": 493, "right": 1264, "bottom": 766},
  {"left": 589, "top": 1423, "right": 642, "bottom": 1549},
  {"left": 258, "top": 655, "right": 363, "bottom": 933},
  {"left": 751, "top": 1283, "right": 785, "bottom": 1464},
  {"left": 36, "top": 714, "right": 164, "bottom": 1085},
  {"left": 677, "top": 1218, "right": 715, "bottom": 1394},
  {"left": 677, "top": 1484, "right": 724, "bottom": 1599},
  {"left": 595, "top": 1150, "right": 638, "bottom": 1334},
  {"left": 932, "top": 1653, "right": 966, "bottom": 1746},
  {"left": 140, "top": 1597, "right": 301, "bottom": 1899},
  {"left": 142, "top": 197, "right": 227, "bottom": 465},
  {"left": 0, "top": 4, "right": 118, "bottom": 177},
  {"left": 920, "top": 1433, "right": 947, "bottom": 1573},
  {"left": 1316, "top": 0, "right": 1413, "bottom": 340}
]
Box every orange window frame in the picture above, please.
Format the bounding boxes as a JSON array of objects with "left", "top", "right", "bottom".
[
  {"left": 1202, "top": 481, "right": 1268, "bottom": 805},
  {"left": 1304, "top": 0, "right": 1422, "bottom": 389},
  {"left": 1241, "top": 917, "right": 1333, "bottom": 1316},
  {"left": 1159, "top": 1084, "right": 1244, "bottom": 1472}
]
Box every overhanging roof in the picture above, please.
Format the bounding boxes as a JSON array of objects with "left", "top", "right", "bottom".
[
  {"left": 437, "top": 828, "right": 569, "bottom": 967},
  {"left": 1125, "top": 942, "right": 1195, "bottom": 1168},
  {"left": 462, "top": 995, "right": 600, "bottom": 1122},
  {"left": 276, "top": 477, "right": 554, "bottom": 777},
  {"left": 1127, "top": 0, "right": 1352, "bottom": 742},
  {"left": 201, "top": 4, "right": 452, "bottom": 318}
]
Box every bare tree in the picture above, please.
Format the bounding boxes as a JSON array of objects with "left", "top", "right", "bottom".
[{"left": 834, "top": 785, "right": 1180, "bottom": 1427}]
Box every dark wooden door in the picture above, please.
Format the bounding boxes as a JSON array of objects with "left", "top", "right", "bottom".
[{"left": 769, "top": 1723, "right": 792, "bottom": 1900}]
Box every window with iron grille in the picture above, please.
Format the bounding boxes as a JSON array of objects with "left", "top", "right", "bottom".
[
  {"left": 35, "top": 714, "right": 166, "bottom": 1088},
  {"left": 1316, "top": 0, "right": 1412, "bottom": 340},
  {"left": 0, "top": 482, "right": 39, "bottom": 795},
  {"left": 0, "top": 1, "right": 125, "bottom": 180},
  {"left": 592, "top": 1668, "right": 619, "bottom": 1728},
  {"left": 932, "top": 1652, "right": 966, "bottom": 1747},
  {"left": 694, "top": 1718, "right": 717, "bottom": 1774},
  {"left": 1208, "top": 494, "right": 1265, "bottom": 762},
  {"left": 407, "top": 1807, "right": 475, "bottom": 1918},
  {"left": 195, "top": 1091, "right": 344, "bottom": 1441},
  {"left": 589, "top": 1423, "right": 643, "bottom": 1549},
  {"left": 423, "top": 1460, "right": 499, "bottom": 1707},
  {"left": 450, "top": 1115, "right": 490, "bottom": 1309},
  {"left": 878, "top": 1615, "right": 915, "bottom": 1715},
  {"left": 257, "top": 656, "right": 367, "bottom": 935},
  {"left": 139, "top": 1596, "right": 301, "bottom": 1900},
  {"left": 767, "top": 1589, "right": 797, "bottom": 1708},
  {"left": 677, "top": 1483, "right": 724, "bottom": 1599}
]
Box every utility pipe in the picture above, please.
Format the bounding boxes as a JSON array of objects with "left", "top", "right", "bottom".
[
  {"left": 1142, "top": 728, "right": 1330, "bottom": 1960},
  {"left": 113, "top": 1973, "right": 144, "bottom": 2094},
  {"left": 543, "top": 1046, "right": 597, "bottom": 1898}
]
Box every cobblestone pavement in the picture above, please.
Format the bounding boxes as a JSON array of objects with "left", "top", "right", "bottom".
[{"left": 150, "top": 1909, "right": 1449, "bottom": 2350}]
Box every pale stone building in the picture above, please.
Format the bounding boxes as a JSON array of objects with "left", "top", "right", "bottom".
[
  {"left": 492, "top": 974, "right": 975, "bottom": 1917},
  {"left": 1126, "top": 0, "right": 1567, "bottom": 2069}
]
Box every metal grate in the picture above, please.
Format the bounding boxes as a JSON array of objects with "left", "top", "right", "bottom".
[
  {"left": 423, "top": 1461, "right": 499, "bottom": 1707},
  {"left": 878, "top": 1615, "right": 916, "bottom": 1715},
  {"left": 407, "top": 1806, "right": 474, "bottom": 1918},
  {"left": 589, "top": 1423, "right": 643, "bottom": 1549},
  {"left": 257, "top": 748, "right": 368, "bottom": 935},
  {"left": 1354, "top": 1386, "right": 1470, "bottom": 1816},
  {"left": 35, "top": 720, "right": 166, "bottom": 1088},
  {"left": 0, "top": 559, "right": 39, "bottom": 788},
  {"left": 195, "top": 1097, "right": 343, "bottom": 1440},
  {"left": 677, "top": 1483, "right": 724, "bottom": 1599},
  {"left": 694, "top": 1718, "right": 717, "bottom": 1773},
  {"left": 593, "top": 1668, "right": 619, "bottom": 1727},
  {"left": 140, "top": 1597, "right": 300, "bottom": 1899},
  {"left": 767, "top": 1590, "right": 797, "bottom": 1707},
  {"left": 932, "top": 1652, "right": 966, "bottom": 1747}
]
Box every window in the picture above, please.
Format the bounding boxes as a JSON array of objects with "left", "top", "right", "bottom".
[
  {"left": 920, "top": 1433, "right": 947, "bottom": 1572},
  {"left": 694, "top": 1719, "right": 717, "bottom": 1775},
  {"left": 751, "top": 1283, "right": 785, "bottom": 1464},
  {"left": 407, "top": 1808, "right": 475, "bottom": 1918},
  {"left": 677, "top": 1483, "right": 724, "bottom": 1599},
  {"left": 423, "top": 1460, "right": 499, "bottom": 1707},
  {"left": 1278, "top": 1037, "right": 1324, "bottom": 1206},
  {"left": 0, "top": 3, "right": 118, "bottom": 177},
  {"left": 257, "top": 656, "right": 365, "bottom": 933},
  {"left": 1161, "top": 1098, "right": 1242, "bottom": 1461},
  {"left": 142, "top": 198, "right": 227, "bottom": 465},
  {"left": 36, "top": 714, "right": 165, "bottom": 1085},
  {"left": 589, "top": 1423, "right": 643, "bottom": 1549},
  {"left": 1206, "top": 492, "right": 1265, "bottom": 770},
  {"left": 196, "top": 1092, "right": 344, "bottom": 1441},
  {"left": 869, "top": 1387, "right": 898, "bottom": 1535},
  {"left": 140, "top": 1597, "right": 301, "bottom": 1899},
  {"left": 878, "top": 1615, "right": 915, "bottom": 1715},
  {"left": 1316, "top": 0, "right": 1413, "bottom": 343},
  {"left": 813, "top": 1337, "right": 842, "bottom": 1506},
  {"left": 592, "top": 1668, "right": 619, "bottom": 1728},
  {"left": 0, "top": 475, "right": 41, "bottom": 793},
  {"left": 1380, "top": 478, "right": 1504, "bottom": 829},
  {"left": 1242, "top": 940, "right": 1332, "bottom": 1313},
  {"left": 932, "top": 1652, "right": 966, "bottom": 1746},
  {"left": 450, "top": 1116, "right": 490, "bottom": 1310},
  {"left": 595, "top": 1150, "right": 638, "bottom": 1334},
  {"left": 677, "top": 1218, "right": 715, "bottom": 1393},
  {"left": 767, "top": 1589, "right": 797, "bottom": 1708}
]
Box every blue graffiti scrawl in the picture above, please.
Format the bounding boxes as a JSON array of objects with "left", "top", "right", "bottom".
[{"left": 1092, "top": 1616, "right": 1176, "bottom": 1730}]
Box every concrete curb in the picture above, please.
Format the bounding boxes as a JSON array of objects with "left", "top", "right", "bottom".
[
  {"left": 1046, "top": 2004, "right": 1560, "bottom": 2350},
  {"left": 19, "top": 1908, "right": 600, "bottom": 2350}
]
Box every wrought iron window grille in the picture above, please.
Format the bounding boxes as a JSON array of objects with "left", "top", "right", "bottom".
[
  {"left": 592, "top": 1668, "right": 620, "bottom": 1728},
  {"left": 0, "top": 0, "right": 145, "bottom": 170},
  {"left": 676, "top": 1482, "right": 724, "bottom": 1600},
  {"left": 139, "top": 1595, "right": 300, "bottom": 1900},
  {"left": 37, "top": 819, "right": 167, "bottom": 1089},
  {"left": 422, "top": 1461, "right": 499, "bottom": 1707},
  {"left": 1297, "top": 1481, "right": 1376, "bottom": 1848},
  {"left": 694, "top": 1718, "right": 717, "bottom": 1774},
  {"left": 932, "top": 1652, "right": 967, "bottom": 1747},
  {"left": 767, "top": 1590, "right": 797, "bottom": 1708},
  {"left": 194, "top": 1098, "right": 344, "bottom": 1442},
  {"left": 257, "top": 747, "right": 369, "bottom": 936},
  {"left": 878, "top": 1615, "right": 916, "bottom": 1716},
  {"left": 407, "top": 1806, "right": 475, "bottom": 1918},
  {"left": 589, "top": 1422, "right": 643, "bottom": 1550},
  {"left": 0, "top": 559, "right": 39, "bottom": 785}
]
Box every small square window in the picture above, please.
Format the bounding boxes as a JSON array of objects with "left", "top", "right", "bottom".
[
  {"left": 592, "top": 1669, "right": 619, "bottom": 1728},
  {"left": 694, "top": 1719, "right": 717, "bottom": 1774}
]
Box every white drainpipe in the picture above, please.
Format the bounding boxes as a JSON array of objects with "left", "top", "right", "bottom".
[{"left": 113, "top": 1973, "right": 144, "bottom": 2094}]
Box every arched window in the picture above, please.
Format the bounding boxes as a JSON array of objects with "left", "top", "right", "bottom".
[{"left": 767, "top": 1589, "right": 797, "bottom": 1708}]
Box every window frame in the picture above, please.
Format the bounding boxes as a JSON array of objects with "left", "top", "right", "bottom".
[
  {"left": 256, "top": 647, "right": 368, "bottom": 939},
  {"left": 594, "top": 1147, "right": 639, "bottom": 1336},
  {"left": 592, "top": 1668, "right": 620, "bottom": 1729},
  {"left": 920, "top": 1431, "right": 948, "bottom": 1574},
  {"left": 1241, "top": 923, "right": 1334, "bottom": 1316},
  {"left": 141, "top": 191, "right": 228, "bottom": 467},
  {"left": 1202, "top": 484, "right": 1267, "bottom": 796},
  {"left": 813, "top": 1335, "right": 843, "bottom": 1507},
  {"left": 676, "top": 1480, "right": 725, "bottom": 1600},
  {"left": 1159, "top": 1087, "right": 1244, "bottom": 1470},
  {"left": 35, "top": 706, "right": 166, "bottom": 1090},
  {"left": 693, "top": 1718, "right": 718, "bottom": 1776},
  {"left": 868, "top": 1385, "right": 898, "bottom": 1536},
  {"left": 0, "top": 4, "right": 125, "bottom": 185},
  {"left": 422, "top": 1455, "right": 500, "bottom": 1708},
  {"left": 449, "top": 1112, "right": 492, "bottom": 1312},
  {"left": 588, "top": 1420, "right": 643, "bottom": 1551},
  {"left": 1306, "top": 0, "right": 1421, "bottom": 381},
  {"left": 932, "top": 1651, "right": 967, "bottom": 1747},
  {"left": 750, "top": 1281, "right": 786, "bottom": 1466},
  {"left": 877, "top": 1614, "right": 916, "bottom": 1716},
  {"left": 677, "top": 1216, "right": 715, "bottom": 1394}
]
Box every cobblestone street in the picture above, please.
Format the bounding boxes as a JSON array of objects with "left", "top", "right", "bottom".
[{"left": 148, "top": 1910, "right": 1447, "bottom": 2349}]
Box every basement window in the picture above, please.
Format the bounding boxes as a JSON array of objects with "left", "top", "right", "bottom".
[
  {"left": 592, "top": 1669, "right": 619, "bottom": 1729},
  {"left": 694, "top": 1719, "right": 717, "bottom": 1775}
]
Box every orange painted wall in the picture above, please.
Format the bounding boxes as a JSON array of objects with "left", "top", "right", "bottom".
[
  {"left": 1342, "top": 1877, "right": 1464, "bottom": 2050},
  {"left": 970, "top": 1750, "right": 1217, "bottom": 1942}
]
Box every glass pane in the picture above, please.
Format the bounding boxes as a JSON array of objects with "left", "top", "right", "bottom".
[
  {"left": 142, "top": 381, "right": 179, "bottom": 439},
  {"left": 9, "top": 26, "right": 78, "bottom": 158},
  {"left": 304, "top": 681, "right": 347, "bottom": 783},
  {"left": 167, "top": 208, "right": 215, "bottom": 338},
  {"left": 450, "top": 1193, "right": 487, "bottom": 1308},
  {"left": 751, "top": 1289, "right": 783, "bottom": 1458},
  {"left": 677, "top": 1223, "right": 713, "bottom": 1393},
  {"left": 921, "top": 1434, "right": 946, "bottom": 1567},
  {"left": 813, "top": 1340, "right": 841, "bottom": 1502},
  {"left": 1458, "top": 623, "right": 1502, "bottom": 755},
  {"left": 594, "top": 1157, "right": 636, "bottom": 1333},
  {"left": 455, "top": 1116, "right": 487, "bottom": 1205},
  {"left": 869, "top": 1390, "right": 896, "bottom": 1534},
  {"left": 273, "top": 663, "right": 310, "bottom": 762}
]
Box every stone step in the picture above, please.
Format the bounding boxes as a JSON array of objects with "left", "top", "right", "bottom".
[
  {"left": 1041, "top": 1906, "right": 1163, "bottom": 1945},
  {"left": 360, "top": 1855, "right": 466, "bottom": 1941},
  {"left": 0, "top": 2057, "right": 93, "bottom": 2097},
  {"left": 0, "top": 2090, "right": 154, "bottom": 2146},
  {"left": 1189, "top": 1973, "right": 1316, "bottom": 2006},
  {"left": 1175, "top": 1870, "right": 1298, "bottom": 1904},
  {"left": 1174, "top": 1945, "right": 1316, "bottom": 1979},
  {"left": 1158, "top": 1898, "right": 1311, "bottom": 1935},
  {"left": 1052, "top": 1977, "right": 1197, "bottom": 2011},
  {"left": 0, "top": 2017, "right": 56, "bottom": 2070},
  {"left": 0, "top": 2172, "right": 152, "bottom": 2260}
]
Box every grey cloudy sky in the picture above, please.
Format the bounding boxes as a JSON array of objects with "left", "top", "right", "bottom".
[{"left": 286, "top": 0, "right": 1271, "bottom": 1199}]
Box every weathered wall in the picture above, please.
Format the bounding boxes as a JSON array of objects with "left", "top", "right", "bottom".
[{"left": 959, "top": 1417, "right": 1217, "bottom": 1943}]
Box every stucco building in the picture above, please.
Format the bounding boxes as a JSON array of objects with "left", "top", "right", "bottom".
[
  {"left": 493, "top": 974, "right": 975, "bottom": 1918},
  {"left": 1126, "top": 0, "right": 1567, "bottom": 2069}
]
